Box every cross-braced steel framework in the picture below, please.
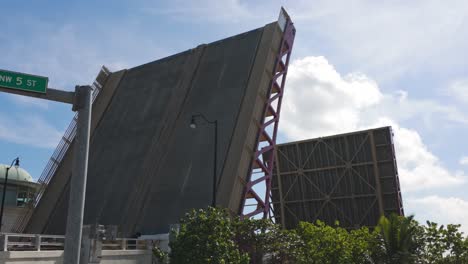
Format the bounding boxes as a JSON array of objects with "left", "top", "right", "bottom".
[
  {"left": 272, "top": 127, "right": 404, "bottom": 229},
  {"left": 240, "top": 8, "right": 296, "bottom": 219}
]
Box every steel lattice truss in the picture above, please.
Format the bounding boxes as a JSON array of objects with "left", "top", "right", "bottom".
[
  {"left": 240, "top": 8, "right": 296, "bottom": 219},
  {"left": 272, "top": 127, "right": 404, "bottom": 229}
]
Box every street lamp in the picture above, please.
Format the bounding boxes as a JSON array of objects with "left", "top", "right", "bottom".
[
  {"left": 0, "top": 157, "right": 19, "bottom": 230},
  {"left": 190, "top": 114, "right": 218, "bottom": 208}
]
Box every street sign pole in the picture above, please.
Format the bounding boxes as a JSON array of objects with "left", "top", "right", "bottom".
[
  {"left": 0, "top": 86, "right": 74, "bottom": 104},
  {"left": 63, "top": 85, "right": 92, "bottom": 264},
  {"left": 0, "top": 70, "right": 93, "bottom": 264}
]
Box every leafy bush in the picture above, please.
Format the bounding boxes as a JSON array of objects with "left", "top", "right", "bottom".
[
  {"left": 168, "top": 208, "right": 468, "bottom": 264},
  {"left": 169, "top": 207, "right": 249, "bottom": 264}
]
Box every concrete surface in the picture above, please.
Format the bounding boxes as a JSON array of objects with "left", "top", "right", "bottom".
[
  {"left": 25, "top": 21, "right": 283, "bottom": 236},
  {"left": 0, "top": 250, "right": 152, "bottom": 264}
]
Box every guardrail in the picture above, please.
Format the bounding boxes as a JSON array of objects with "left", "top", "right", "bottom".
[
  {"left": 102, "top": 238, "right": 151, "bottom": 250},
  {"left": 0, "top": 233, "right": 150, "bottom": 252},
  {"left": 0, "top": 233, "right": 64, "bottom": 251}
]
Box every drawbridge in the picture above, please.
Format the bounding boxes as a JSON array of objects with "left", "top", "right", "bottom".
[{"left": 15, "top": 9, "right": 296, "bottom": 236}]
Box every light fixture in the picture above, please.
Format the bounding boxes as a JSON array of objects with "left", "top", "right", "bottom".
[
  {"left": 189, "top": 114, "right": 218, "bottom": 207},
  {"left": 189, "top": 116, "right": 197, "bottom": 129}
]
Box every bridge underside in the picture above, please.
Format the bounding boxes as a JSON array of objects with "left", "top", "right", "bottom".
[
  {"left": 272, "top": 127, "right": 405, "bottom": 229},
  {"left": 24, "top": 21, "right": 284, "bottom": 236}
]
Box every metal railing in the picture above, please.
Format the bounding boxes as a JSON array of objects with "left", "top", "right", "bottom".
[
  {"left": 102, "top": 238, "right": 151, "bottom": 250},
  {"left": 0, "top": 233, "right": 65, "bottom": 251},
  {"left": 0, "top": 233, "right": 151, "bottom": 252},
  {"left": 12, "top": 66, "right": 111, "bottom": 233}
]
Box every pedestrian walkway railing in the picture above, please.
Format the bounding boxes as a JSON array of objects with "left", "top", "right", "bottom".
[
  {"left": 0, "top": 233, "right": 150, "bottom": 252},
  {"left": 0, "top": 233, "right": 65, "bottom": 251}
]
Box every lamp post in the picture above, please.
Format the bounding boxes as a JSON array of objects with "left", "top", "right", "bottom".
[
  {"left": 190, "top": 114, "right": 218, "bottom": 207},
  {"left": 0, "top": 157, "right": 19, "bottom": 231}
]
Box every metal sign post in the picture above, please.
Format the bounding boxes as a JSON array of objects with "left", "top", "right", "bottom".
[
  {"left": 0, "top": 70, "right": 92, "bottom": 264},
  {"left": 64, "top": 86, "right": 92, "bottom": 264}
]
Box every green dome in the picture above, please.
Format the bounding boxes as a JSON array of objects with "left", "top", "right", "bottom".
[{"left": 0, "top": 164, "right": 34, "bottom": 182}]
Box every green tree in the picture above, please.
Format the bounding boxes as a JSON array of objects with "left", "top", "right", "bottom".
[
  {"left": 167, "top": 206, "right": 468, "bottom": 264},
  {"left": 234, "top": 218, "right": 302, "bottom": 263},
  {"left": 421, "top": 221, "right": 448, "bottom": 263},
  {"left": 373, "top": 214, "right": 422, "bottom": 264},
  {"left": 442, "top": 223, "right": 468, "bottom": 263},
  {"left": 152, "top": 246, "right": 169, "bottom": 264},
  {"left": 169, "top": 207, "right": 249, "bottom": 264},
  {"left": 418, "top": 221, "right": 468, "bottom": 264},
  {"left": 349, "top": 226, "right": 378, "bottom": 264},
  {"left": 294, "top": 220, "right": 374, "bottom": 264},
  {"left": 433, "top": 223, "right": 467, "bottom": 263}
]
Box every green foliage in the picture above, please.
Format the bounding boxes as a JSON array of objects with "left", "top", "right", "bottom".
[
  {"left": 420, "top": 221, "right": 468, "bottom": 264},
  {"left": 349, "top": 226, "right": 379, "bottom": 264},
  {"left": 373, "top": 214, "right": 423, "bottom": 263},
  {"left": 168, "top": 207, "right": 468, "bottom": 264},
  {"left": 234, "top": 218, "right": 302, "bottom": 263},
  {"left": 295, "top": 220, "right": 374, "bottom": 264},
  {"left": 169, "top": 207, "right": 249, "bottom": 264},
  {"left": 152, "top": 246, "right": 169, "bottom": 264},
  {"left": 422, "top": 221, "right": 448, "bottom": 263}
]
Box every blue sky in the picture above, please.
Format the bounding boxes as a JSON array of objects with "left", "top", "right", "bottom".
[{"left": 1, "top": 0, "right": 468, "bottom": 231}]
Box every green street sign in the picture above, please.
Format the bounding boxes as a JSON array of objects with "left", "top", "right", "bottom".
[{"left": 0, "top": 69, "right": 48, "bottom": 94}]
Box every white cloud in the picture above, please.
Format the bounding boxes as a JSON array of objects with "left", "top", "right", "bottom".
[
  {"left": 0, "top": 114, "right": 62, "bottom": 148},
  {"left": 448, "top": 80, "right": 468, "bottom": 104},
  {"left": 381, "top": 92, "right": 468, "bottom": 126},
  {"left": 281, "top": 56, "right": 467, "bottom": 192},
  {"left": 281, "top": 56, "right": 382, "bottom": 138},
  {"left": 407, "top": 195, "right": 468, "bottom": 234},
  {"left": 289, "top": 0, "right": 468, "bottom": 79},
  {"left": 460, "top": 156, "right": 468, "bottom": 166},
  {"left": 150, "top": 1, "right": 468, "bottom": 80},
  {"left": 389, "top": 123, "right": 466, "bottom": 191}
]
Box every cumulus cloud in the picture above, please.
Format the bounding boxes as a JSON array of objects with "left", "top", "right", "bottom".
[
  {"left": 448, "top": 79, "right": 468, "bottom": 104},
  {"left": 380, "top": 92, "right": 468, "bottom": 126},
  {"left": 281, "top": 56, "right": 467, "bottom": 192},
  {"left": 153, "top": 0, "right": 468, "bottom": 80},
  {"left": 406, "top": 195, "right": 468, "bottom": 234},
  {"left": 460, "top": 156, "right": 468, "bottom": 166},
  {"left": 389, "top": 123, "right": 466, "bottom": 191},
  {"left": 0, "top": 114, "right": 62, "bottom": 148},
  {"left": 289, "top": 0, "right": 468, "bottom": 80},
  {"left": 281, "top": 56, "right": 382, "bottom": 138}
]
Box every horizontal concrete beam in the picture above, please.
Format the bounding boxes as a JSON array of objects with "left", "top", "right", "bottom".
[{"left": 0, "top": 249, "right": 152, "bottom": 264}]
